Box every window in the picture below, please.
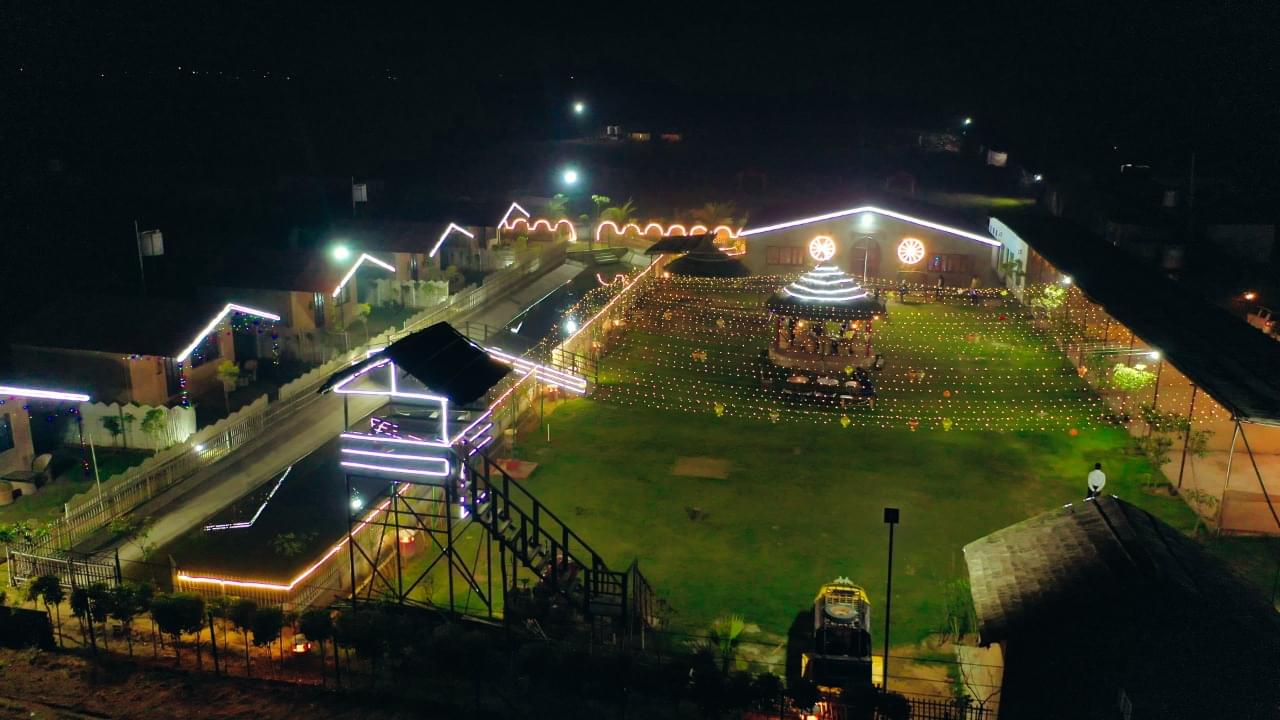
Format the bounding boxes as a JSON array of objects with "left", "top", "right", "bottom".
[
  {"left": 766, "top": 246, "right": 807, "bottom": 266},
  {"left": 926, "top": 253, "right": 975, "bottom": 274},
  {"left": 0, "top": 413, "right": 14, "bottom": 453}
]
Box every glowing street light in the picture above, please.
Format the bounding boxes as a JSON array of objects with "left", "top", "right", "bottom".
[
  {"left": 1033, "top": 174, "right": 1044, "bottom": 182},
  {"left": 561, "top": 167, "right": 580, "bottom": 186},
  {"left": 962, "top": 117, "right": 973, "bottom": 127},
  {"left": 1148, "top": 350, "right": 1161, "bottom": 360},
  {"left": 564, "top": 318, "right": 579, "bottom": 334},
  {"left": 1244, "top": 290, "right": 1258, "bottom": 301},
  {"left": 1061, "top": 275, "right": 1073, "bottom": 285},
  {"left": 331, "top": 244, "right": 352, "bottom": 262},
  {"left": 350, "top": 494, "right": 364, "bottom": 512},
  {"left": 572, "top": 101, "right": 586, "bottom": 115}
]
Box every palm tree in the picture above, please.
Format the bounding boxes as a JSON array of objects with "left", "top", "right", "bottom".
[
  {"left": 709, "top": 614, "right": 747, "bottom": 673},
  {"left": 544, "top": 193, "right": 569, "bottom": 218},
  {"left": 689, "top": 201, "right": 744, "bottom": 227},
  {"left": 26, "top": 576, "right": 65, "bottom": 647},
  {"left": 599, "top": 199, "right": 639, "bottom": 225}
]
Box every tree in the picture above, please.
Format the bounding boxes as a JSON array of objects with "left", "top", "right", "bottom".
[
  {"left": 150, "top": 593, "right": 205, "bottom": 667},
  {"left": 149, "top": 594, "right": 183, "bottom": 665},
  {"left": 1030, "top": 283, "right": 1066, "bottom": 313},
  {"left": 689, "top": 201, "right": 743, "bottom": 227},
  {"left": 298, "top": 608, "right": 335, "bottom": 685},
  {"left": 107, "top": 584, "right": 145, "bottom": 657},
  {"left": 228, "top": 598, "right": 258, "bottom": 676},
  {"left": 270, "top": 532, "right": 314, "bottom": 558},
  {"left": 251, "top": 606, "right": 285, "bottom": 675},
  {"left": 708, "top": 613, "right": 747, "bottom": 672},
  {"left": 100, "top": 416, "right": 125, "bottom": 448},
  {"left": 139, "top": 408, "right": 169, "bottom": 449},
  {"left": 120, "top": 412, "right": 137, "bottom": 448},
  {"left": 70, "top": 586, "right": 96, "bottom": 652},
  {"left": 354, "top": 303, "right": 373, "bottom": 344},
  {"left": 599, "top": 199, "right": 639, "bottom": 225},
  {"left": 26, "top": 575, "right": 64, "bottom": 648},
  {"left": 1112, "top": 363, "right": 1156, "bottom": 419},
  {"left": 216, "top": 360, "right": 240, "bottom": 413},
  {"left": 85, "top": 583, "right": 111, "bottom": 652},
  {"left": 545, "top": 193, "right": 569, "bottom": 218},
  {"left": 207, "top": 595, "right": 234, "bottom": 657}
]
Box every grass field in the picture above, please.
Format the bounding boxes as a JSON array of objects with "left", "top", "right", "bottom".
[{"left": 506, "top": 282, "right": 1275, "bottom": 646}]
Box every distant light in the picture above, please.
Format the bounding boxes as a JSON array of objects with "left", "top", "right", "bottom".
[
  {"left": 1244, "top": 291, "right": 1258, "bottom": 301},
  {"left": 331, "top": 244, "right": 352, "bottom": 261},
  {"left": 1033, "top": 174, "right": 1044, "bottom": 182},
  {"left": 194, "top": 444, "right": 205, "bottom": 453},
  {"left": 1061, "top": 275, "right": 1073, "bottom": 285},
  {"left": 858, "top": 212, "right": 876, "bottom": 230},
  {"left": 564, "top": 318, "right": 579, "bottom": 334},
  {"left": 561, "top": 168, "right": 579, "bottom": 186},
  {"left": 1149, "top": 351, "right": 1161, "bottom": 360},
  {"left": 350, "top": 495, "right": 363, "bottom": 511},
  {"left": 963, "top": 117, "right": 973, "bottom": 126},
  {"left": 572, "top": 101, "right": 586, "bottom": 115}
]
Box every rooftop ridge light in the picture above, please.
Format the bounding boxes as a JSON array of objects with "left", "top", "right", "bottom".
[
  {"left": 497, "top": 201, "right": 531, "bottom": 228},
  {"left": 741, "top": 205, "right": 1000, "bottom": 247},
  {"left": 332, "top": 252, "right": 396, "bottom": 298},
  {"left": 428, "top": 223, "right": 476, "bottom": 258},
  {"left": 175, "top": 303, "right": 282, "bottom": 362},
  {"left": 0, "top": 385, "right": 91, "bottom": 402}
]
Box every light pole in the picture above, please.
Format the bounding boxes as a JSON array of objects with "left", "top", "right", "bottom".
[{"left": 882, "top": 507, "right": 899, "bottom": 692}]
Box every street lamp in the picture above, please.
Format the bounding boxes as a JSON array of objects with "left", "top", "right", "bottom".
[
  {"left": 962, "top": 117, "right": 973, "bottom": 127},
  {"left": 572, "top": 101, "right": 586, "bottom": 115},
  {"left": 882, "top": 507, "right": 899, "bottom": 692},
  {"left": 1033, "top": 173, "right": 1044, "bottom": 182},
  {"left": 561, "top": 167, "right": 580, "bottom": 186},
  {"left": 331, "top": 244, "right": 352, "bottom": 262}
]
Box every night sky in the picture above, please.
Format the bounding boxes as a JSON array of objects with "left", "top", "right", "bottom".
[{"left": 2, "top": 2, "right": 1278, "bottom": 302}]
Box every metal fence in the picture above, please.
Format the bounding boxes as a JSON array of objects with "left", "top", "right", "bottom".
[{"left": 7, "top": 543, "right": 120, "bottom": 590}]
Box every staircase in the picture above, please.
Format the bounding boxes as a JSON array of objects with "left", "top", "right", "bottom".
[{"left": 457, "top": 450, "right": 656, "bottom": 632}]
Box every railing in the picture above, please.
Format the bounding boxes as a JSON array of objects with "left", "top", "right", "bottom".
[
  {"left": 6, "top": 543, "right": 120, "bottom": 590},
  {"left": 461, "top": 449, "right": 659, "bottom": 632}
]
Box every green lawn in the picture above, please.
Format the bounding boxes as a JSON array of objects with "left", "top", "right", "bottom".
[
  {"left": 520, "top": 401, "right": 1195, "bottom": 643},
  {"left": 502, "top": 281, "right": 1277, "bottom": 646}
]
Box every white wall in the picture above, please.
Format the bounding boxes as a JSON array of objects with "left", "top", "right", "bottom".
[{"left": 72, "top": 401, "right": 197, "bottom": 451}]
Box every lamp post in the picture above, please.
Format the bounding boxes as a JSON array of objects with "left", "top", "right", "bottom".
[{"left": 882, "top": 507, "right": 899, "bottom": 692}]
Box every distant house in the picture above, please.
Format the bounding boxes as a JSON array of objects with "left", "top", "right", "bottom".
[
  {"left": 964, "top": 497, "right": 1280, "bottom": 719},
  {"left": 10, "top": 296, "right": 280, "bottom": 406},
  {"left": 330, "top": 215, "right": 500, "bottom": 276}
]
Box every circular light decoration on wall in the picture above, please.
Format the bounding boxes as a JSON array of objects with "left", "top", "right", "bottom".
[
  {"left": 808, "top": 235, "right": 837, "bottom": 262},
  {"left": 897, "top": 237, "right": 926, "bottom": 265}
]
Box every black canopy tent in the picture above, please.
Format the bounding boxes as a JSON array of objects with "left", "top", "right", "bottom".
[
  {"left": 646, "top": 234, "right": 752, "bottom": 278},
  {"left": 319, "top": 322, "right": 511, "bottom": 405}
]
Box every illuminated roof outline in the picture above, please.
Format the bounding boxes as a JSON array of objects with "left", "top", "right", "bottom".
[{"left": 741, "top": 204, "right": 999, "bottom": 247}]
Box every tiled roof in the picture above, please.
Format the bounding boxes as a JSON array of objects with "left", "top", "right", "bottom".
[{"left": 964, "top": 497, "right": 1279, "bottom": 644}]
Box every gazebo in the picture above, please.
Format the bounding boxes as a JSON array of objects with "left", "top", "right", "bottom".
[{"left": 765, "top": 264, "right": 885, "bottom": 373}]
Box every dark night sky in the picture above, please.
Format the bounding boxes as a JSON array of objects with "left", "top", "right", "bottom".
[{"left": 2, "top": 2, "right": 1278, "bottom": 299}]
